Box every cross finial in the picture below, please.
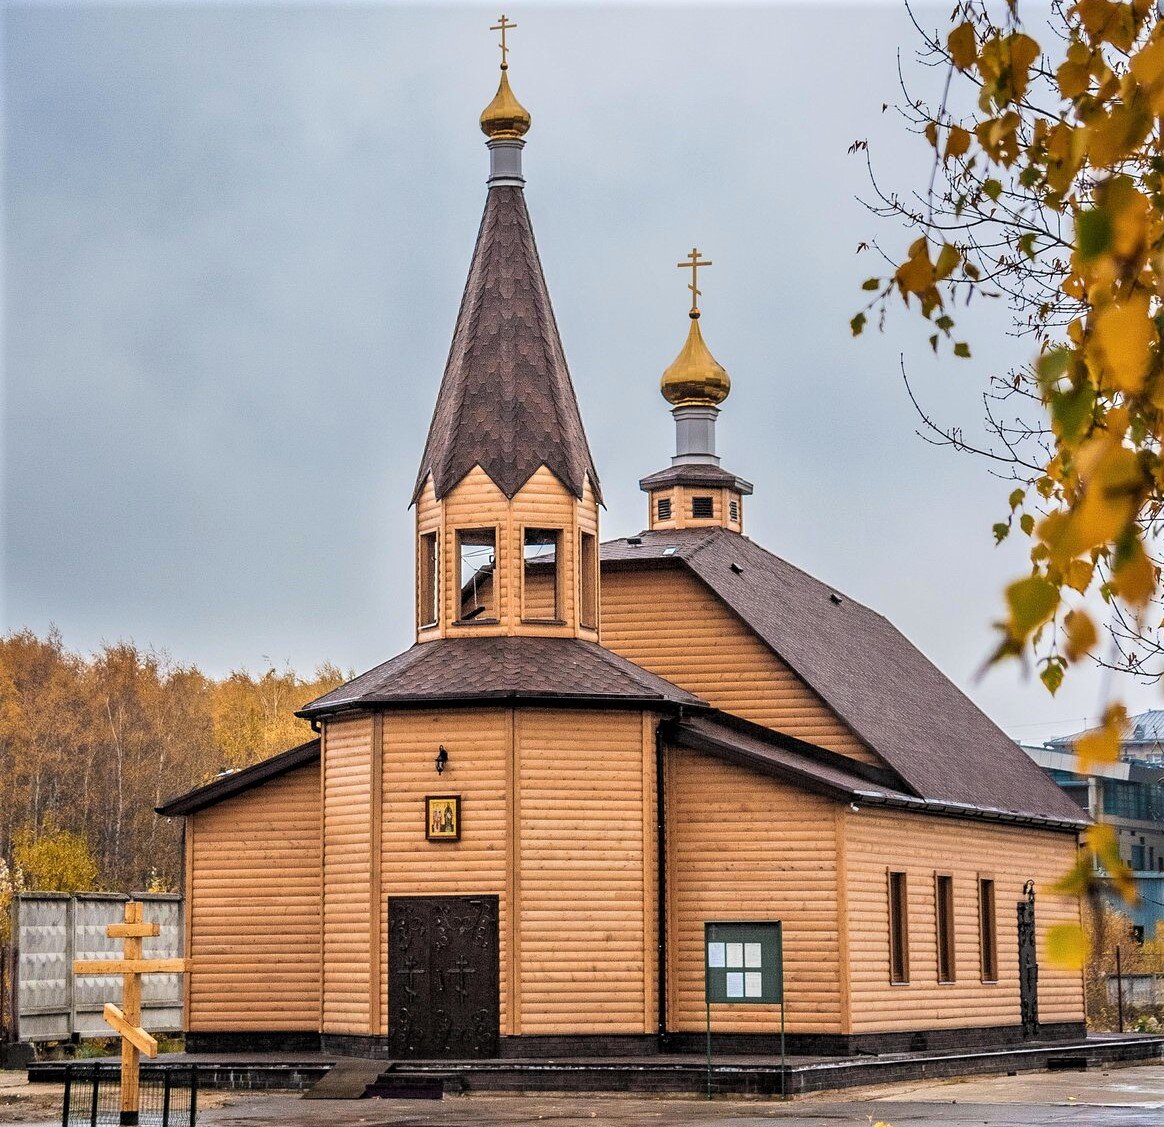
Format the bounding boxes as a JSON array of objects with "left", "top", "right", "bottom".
[
  {"left": 678, "top": 247, "right": 713, "bottom": 317},
  {"left": 491, "top": 14, "right": 517, "bottom": 70}
]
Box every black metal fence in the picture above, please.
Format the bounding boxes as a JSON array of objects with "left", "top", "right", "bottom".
[{"left": 61, "top": 1064, "right": 198, "bottom": 1127}]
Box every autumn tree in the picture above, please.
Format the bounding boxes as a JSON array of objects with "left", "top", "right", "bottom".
[
  {"left": 0, "top": 629, "right": 346, "bottom": 896},
  {"left": 855, "top": 0, "right": 1164, "bottom": 961}
]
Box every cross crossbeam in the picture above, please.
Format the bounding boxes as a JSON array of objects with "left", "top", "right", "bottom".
[
  {"left": 490, "top": 14, "right": 517, "bottom": 68},
  {"left": 678, "top": 247, "right": 713, "bottom": 315}
]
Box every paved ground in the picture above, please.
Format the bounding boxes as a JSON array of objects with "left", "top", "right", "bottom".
[{"left": 3, "top": 1062, "right": 1162, "bottom": 1126}]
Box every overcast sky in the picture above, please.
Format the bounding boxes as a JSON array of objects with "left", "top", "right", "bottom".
[{"left": 4, "top": 0, "right": 1158, "bottom": 744}]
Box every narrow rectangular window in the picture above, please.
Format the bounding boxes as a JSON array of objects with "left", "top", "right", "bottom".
[
  {"left": 579, "top": 531, "right": 598, "bottom": 629},
  {"left": 936, "top": 874, "right": 956, "bottom": 983},
  {"left": 729, "top": 498, "right": 739, "bottom": 523},
  {"left": 456, "top": 528, "right": 496, "bottom": 622},
  {"left": 418, "top": 531, "right": 438, "bottom": 628},
  {"left": 979, "top": 878, "right": 998, "bottom": 982},
  {"left": 522, "top": 528, "right": 561, "bottom": 621},
  {"left": 888, "top": 870, "right": 909, "bottom": 984},
  {"left": 657, "top": 497, "right": 672, "bottom": 522},
  {"left": 692, "top": 495, "right": 714, "bottom": 519}
]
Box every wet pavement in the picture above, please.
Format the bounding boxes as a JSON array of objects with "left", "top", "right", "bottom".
[{"left": 3, "top": 1061, "right": 1162, "bottom": 1126}]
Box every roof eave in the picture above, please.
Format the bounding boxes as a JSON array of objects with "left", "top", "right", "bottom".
[{"left": 156, "top": 739, "right": 321, "bottom": 817}]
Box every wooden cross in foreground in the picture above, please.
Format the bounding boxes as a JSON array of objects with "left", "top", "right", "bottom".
[{"left": 73, "top": 901, "right": 188, "bottom": 1126}]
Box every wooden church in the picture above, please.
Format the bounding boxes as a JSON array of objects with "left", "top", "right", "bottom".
[{"left": 159, "top": 32, "right": 1090, "bottom": 1059}]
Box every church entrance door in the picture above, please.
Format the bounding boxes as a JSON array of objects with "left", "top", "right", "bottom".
[
  {"left": 1017, "top": 882, "right": 1039, "bottom": 1038},
  {"left": 387, "top": 895, "right": 500, "bottom": 1059}
]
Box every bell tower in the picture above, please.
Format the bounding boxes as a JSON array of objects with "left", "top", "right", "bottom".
[
  {"left": 412, "top": 21, "right": 602, "bottom": 643},
  {"left": 641, "top": 249, "right": 752, "bottom": 532}
]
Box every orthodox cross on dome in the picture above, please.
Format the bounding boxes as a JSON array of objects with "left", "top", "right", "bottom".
[
  {"left": 491, "top": 14, "right": 517, "bottom": 69},
  {"left": 678, "top": 247, "right": 713, "bottom": 318}
]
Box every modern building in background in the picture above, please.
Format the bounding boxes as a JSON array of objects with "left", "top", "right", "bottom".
[{"left": 1023, "top": 711, "right": 1164, "bottom": 941}]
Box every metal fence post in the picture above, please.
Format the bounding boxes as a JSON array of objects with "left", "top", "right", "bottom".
[
  {"left": 65, "top": 896, "right": 76, "bottom": 1042},
  {"left": 62, "top": 1064, "right": 71, "bottom": 1127},
  {"left": 189, "top": 1066, "right": 198, "bottom": 1127},
  {"left": 88, "top": 1067, "right": 99, "bottom": 1127}
]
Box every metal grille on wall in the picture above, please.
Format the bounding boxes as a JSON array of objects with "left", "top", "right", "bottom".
[{"left": 12, "top": 893, "right": 183, "bottom": 1043}]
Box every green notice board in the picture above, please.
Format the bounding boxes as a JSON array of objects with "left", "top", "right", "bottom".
[{"left": 704, "top": 921, "right": 783, "bottom": 1005}]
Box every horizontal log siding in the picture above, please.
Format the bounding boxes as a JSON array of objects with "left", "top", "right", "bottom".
[
  {"left": 515, "top": 710, "right": 653, "bottom": 1034},
  {"left": 665, "top": 746, "right": 843, "bottom": 1034},
  {"left": 322, "top": 716, "right": 373, "bottom": 1034},
  {"left": 602, "top": 566, "right": 879, "bottom": 765},
  {"left": 187, "top": 762, "right": 321, "bottom": 1031},
  {"left": 843, "top": 809, "right": 1084, "bottom": 1032},
  {"left": 380, "top": 709, "right": 510, "bottom": 1035}
]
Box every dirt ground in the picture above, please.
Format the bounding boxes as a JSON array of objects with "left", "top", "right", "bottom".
[{"left": 2, "top": 1061, "right": 1161, "bottom": 1127}]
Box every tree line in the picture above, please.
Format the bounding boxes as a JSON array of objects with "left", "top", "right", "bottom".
[{"left": 0, "top": 628, "right": 345, "bottom": 902}]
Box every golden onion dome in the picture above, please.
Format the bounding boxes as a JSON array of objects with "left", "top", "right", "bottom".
[
  {"left": 480, "top": 66, "right": 531, "bottom": 140},
  {"left": 660, "top": 313, "right": 731, "bottom": 407}
]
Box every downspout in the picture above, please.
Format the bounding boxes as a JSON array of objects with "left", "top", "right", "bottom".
[{"left": 655, "top": 721, "right": 668, "bottom": 1046}]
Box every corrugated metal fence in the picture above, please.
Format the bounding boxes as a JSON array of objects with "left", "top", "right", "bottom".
[{"left": 12, "top": 893, "right": 183, "bottom": 1042}]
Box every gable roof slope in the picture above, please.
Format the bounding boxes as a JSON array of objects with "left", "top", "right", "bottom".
[
  {"left": 412, "top": 185, "right": 600, "bottom": 504},
  {"left": 603, "top": 527, "right": 1086, "bottom": 826}
]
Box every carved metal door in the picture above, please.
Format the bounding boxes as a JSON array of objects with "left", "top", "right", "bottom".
[
  {"left": 387, "top": 895, "right": 499, "bottom": 1058},
  {"left": 1017, "top": 881, "right": 1039, "bottom": 1038}
]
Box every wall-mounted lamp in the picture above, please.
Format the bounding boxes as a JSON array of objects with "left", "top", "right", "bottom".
[{"left": 435, "top": 745, "right": 449, "bottom": 775}]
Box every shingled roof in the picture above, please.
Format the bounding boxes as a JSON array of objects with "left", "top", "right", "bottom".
[
  {"left": 412, "top": 185, "right": 600, "bottom": 504},
  {"left": 603, "top": 527, "right": 1087, "bottom": 827},
  {"left": 299, "top": 636, "right": 703, "bottom": 717}
]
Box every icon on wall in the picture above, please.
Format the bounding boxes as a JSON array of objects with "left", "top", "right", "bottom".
[{"left": 425, "top": 795, "right": 461, "bottom": 842}]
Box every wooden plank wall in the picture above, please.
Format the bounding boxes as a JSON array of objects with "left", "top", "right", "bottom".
[
  {"left": 187, "top": 762, "right": 322, "bottom": 1031},
  {"left": 321, "top": 716, "right": 373, "bottom": 1034},
  {"left": 378, "top": 709, "right": 511, "bottom": 1034},
  {"left": 843, "top": 809, "right": 1084, "bottom": 1032},
  {"left": 602, "top": 566, "right": 879, "bottom": 765},
  {"left": 515, "top": 710, "right": 655, "bottom": 1034},
  {"left": 664, "top": 747, "right": 844, "bottom": 1034},
  {"left": 414, "top": 467, "right": 600, "bottom": 642},
  {"left": 373, "top": 707, "right": 654, "bottom": 1037}
]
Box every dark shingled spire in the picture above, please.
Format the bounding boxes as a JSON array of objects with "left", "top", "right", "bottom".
[{"left": 412, "top": 185, "right": 601, "bottom": 504}]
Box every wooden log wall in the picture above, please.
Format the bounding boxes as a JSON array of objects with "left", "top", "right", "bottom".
[
  {"left": 378, "top": 709, "right": 511, "bottom": 1034},
  {"left": 646, "top": 485, "right": 744, "bottom": 533},
  {"left": 842, "top": 809, "right": 1084, "bottom": 1032},
  {"left": 186, "top": 762, "right": 322, "bottom": 1032},
  {"left": 414, "top": 468, "right": 600, "bottom": 642},
  {"left": 374, "top": 706, "right": 655, "bottom": 1037},
  {"left": 515, "top": 710, "right": 655, "bottom": 1035},
  {"left": 321, "top": 715, "right": 373, "bottom": 1034},
  {"left": 664, "top": 746, "right": 844, "bottom": 1034},
  {"left": 602, "top": 565, "right": 880, "bottom": 766}
]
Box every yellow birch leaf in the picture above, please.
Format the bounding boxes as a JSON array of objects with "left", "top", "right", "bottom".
[
  {"left": 1045, "top": 923, "right": 1089, "bottom": 971},
  {"left": 1129, "top": 32, "right": 1164, "bottom": 88},
  {"left": 945, "top": 125, "right": 971, "bottom": 160},
  {"left": 935, "top": 242, "right": 960, "bottom": 280},
  {"left": 1064, "top": 609, "right": 1098, "bottom": 661},
  {"left": 1005, "top": 575, "right": 1060, "bottom": 641},
  {"left": 1058, "top": 58, "right": 1091, "bottom": 98},
  {"left": 1091, "top": 296, "right": 1155, "bottom": 393},
  {"left": 1064, "top": 558, "right": 1095, "bottom": 593},
  {"left": 1075, "top": 703, "right": 1127, "bottom": 770},
  {"left": 948, "top": 21, "right": 977, "bottom": 70},
  {"left": 1111, "top": 536, "right": 1156, "bottom": 606}
]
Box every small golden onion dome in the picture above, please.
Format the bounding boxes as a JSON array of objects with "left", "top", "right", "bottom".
[
  {"left": 660, "top": 313, "right": 731, "bottom": 407},
  {"left": 480, "top": 67, "right": 531, "bottom": 139}
]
